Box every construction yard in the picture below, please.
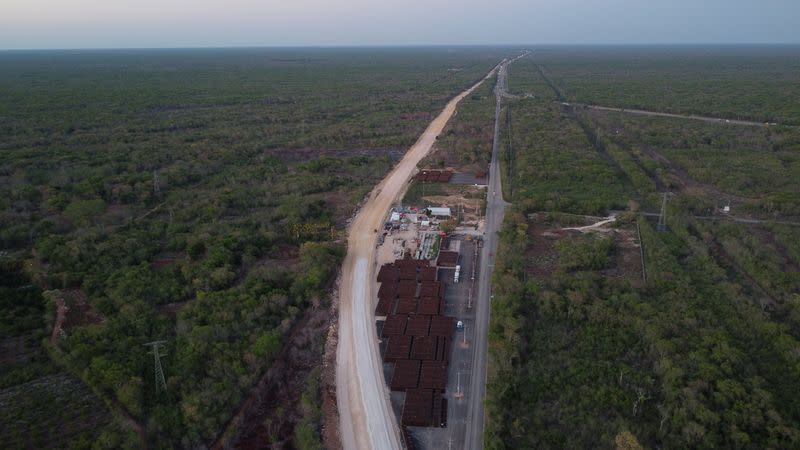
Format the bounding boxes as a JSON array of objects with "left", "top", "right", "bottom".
[{"left": 372, "top": 203, "right": 485, "bottom": 449}]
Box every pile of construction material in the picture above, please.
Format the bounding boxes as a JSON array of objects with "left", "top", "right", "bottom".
[
  {"left": 414, "top": 169, "right": 453, "bottom": 183},
  {"left": 376, "top": 257, "right": 453, "bottom": 428}
]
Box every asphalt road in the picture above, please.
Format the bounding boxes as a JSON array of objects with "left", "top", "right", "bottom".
[
  {"left": 463, "top": 53, "right": 523, "bottom": 450},
  {"left": 409, "top": 237, "right": 478, "bottom": 450}
]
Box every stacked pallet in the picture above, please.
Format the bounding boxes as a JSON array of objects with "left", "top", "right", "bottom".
[
  {"left": 414, "top": 169, "right": 453, "bottom": 183},
  {"left": 375, "top": 256, "right": 454, "bottom": 428}
]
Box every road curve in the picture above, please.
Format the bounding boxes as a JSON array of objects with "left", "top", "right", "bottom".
[{"left": 336, "top": 63, "right": 502, "bottom": 450}]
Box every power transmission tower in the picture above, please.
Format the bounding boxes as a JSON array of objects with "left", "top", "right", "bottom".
[
  {"left": 144, "top": 340, "right": 168, "bottom": 393},
  {"left": 657, "top": 192, "right": 669, "bottom": 232}
]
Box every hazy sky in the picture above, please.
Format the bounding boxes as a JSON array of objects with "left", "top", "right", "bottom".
[{"left": 2, "top": 0, "right": 799, "bottom": 49}]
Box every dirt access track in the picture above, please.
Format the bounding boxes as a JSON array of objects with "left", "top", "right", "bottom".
[{"left": 336, "top": 62, "right": 503, "bottom": 450}]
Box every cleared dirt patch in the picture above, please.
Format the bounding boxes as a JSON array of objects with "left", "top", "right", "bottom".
[
  {"left": 50, "top": 289, "right": 104, "bottom": 345},
  {"left": 213, "top": 293, "right": 333, "bottom": 449},
  {"left": 525, "top": 213, "right": 644, "bottom": 285}
]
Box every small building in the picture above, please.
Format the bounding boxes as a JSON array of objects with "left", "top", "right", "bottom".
[
  {"left": 390, "top": 212, "right": 401, "bottom": 222},
  {"left": 427, "top": 207, "right": 451, "bottom": 219}
]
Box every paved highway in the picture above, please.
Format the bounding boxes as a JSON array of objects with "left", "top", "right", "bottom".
[{"left": 463, "top": 52, "right": 525, "bottom": 450}]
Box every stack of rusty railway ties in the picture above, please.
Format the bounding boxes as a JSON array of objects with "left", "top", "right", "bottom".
[{"left": 376, "top": 254, "right": 458, "bottom": 433}]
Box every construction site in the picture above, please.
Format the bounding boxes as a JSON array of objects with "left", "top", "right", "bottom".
[{"left": 372, "top": 200, "right": 485, "bottom": 449}]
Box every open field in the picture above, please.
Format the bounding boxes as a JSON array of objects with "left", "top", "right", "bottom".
[
  {"left": 486, "top": 49, "right": 800, "bottom": 449},
  {"left": 0, "top": 47, "right": 514, "bottom": 447}
]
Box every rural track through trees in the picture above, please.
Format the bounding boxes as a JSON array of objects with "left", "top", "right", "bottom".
[
  {"left": 535, "top": 62, "right": 784, "bottom": 128},
  {"left": 335, "top": 61, "right": 504, "bottom": 450},
  {"left": 565, "top": 103, "right": 778, "bottom": 128}
]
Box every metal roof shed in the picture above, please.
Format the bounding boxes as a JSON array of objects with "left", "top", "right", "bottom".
[{"left": 428, "top": 207, "right": 451, "bottom": 217}]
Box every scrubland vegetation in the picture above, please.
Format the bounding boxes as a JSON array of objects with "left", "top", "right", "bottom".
[
  {"left": 422, "top": 75, "right": 497, "bottom": 172},
  {"left": 532, "top": 46, "right": 800, "bottom": 125},
  {"left": 487, "top": 47, "right": 800, "bottom": 449},
  {"left": 0, "top": 47, "right": 509, "bottom": 447}
]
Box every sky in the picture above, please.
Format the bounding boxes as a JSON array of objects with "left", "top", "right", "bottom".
[{"left": 1, "top": 0, "right": 799, "bottom": 49}]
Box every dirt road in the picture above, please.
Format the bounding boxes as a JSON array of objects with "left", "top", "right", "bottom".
[
  {"left": 336, "top": 64, "right": 501, "bottom": 450},
  {"left": 566, "top": 103, "right": 776, "bottom": 127}
]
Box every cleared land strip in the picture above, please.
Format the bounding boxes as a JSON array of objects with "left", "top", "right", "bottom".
[
  {"left": 535, "top": 63, "right": 781, "bottom": 128},
  {"left": 336, "top": 62, "right": 503, "bottom": 450},
  {"left": 564, "top": 102, "right": 778, "bottom": 127},
  {"left": 639, "top": 211, "right": 800, "bottom": 227}
]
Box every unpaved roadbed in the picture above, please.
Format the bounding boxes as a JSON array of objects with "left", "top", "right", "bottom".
[{"left": 336, "top": 65, "right": 502, "bottom": 450}]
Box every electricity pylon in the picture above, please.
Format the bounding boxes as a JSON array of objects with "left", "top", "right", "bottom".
[{"left": 144, "top": 340, "right": 168, "bottom": 393}]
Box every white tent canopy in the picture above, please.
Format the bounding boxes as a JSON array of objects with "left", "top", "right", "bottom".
[{"left": 428, "top": 207, "right": 451, "bottom": 217}]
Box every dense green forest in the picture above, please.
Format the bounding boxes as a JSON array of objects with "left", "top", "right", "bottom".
[
  {"left": 0, "top": 47, "right": 512, "bottom": 447},
  {"left": 486, "top": 49, "right": 800, "bottom": 449}
]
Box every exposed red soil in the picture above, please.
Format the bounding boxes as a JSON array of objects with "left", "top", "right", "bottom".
[
  {"left": 211, "top": 279, "right": 339, "bottom": 450},
  {"left": 602, "top": 229, "right": 645, "bottom": 285},
  {"left": 524, "top": 222, "right": 563, "bottom": 280},
  {"left": 525, "top": 215, "right": 643, "bottom": 285},
  {"left": 50, "top": 289, "right": 104, "bottom": 346}
]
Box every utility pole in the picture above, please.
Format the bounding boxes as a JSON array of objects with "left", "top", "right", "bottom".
[
  {"left": 476, "top": 197, "right": 480, "bottom": 226},
  {"left": 144, "top": 340, "right": 168, "bottom": 393},
  {"left": 455, "top": 372, "right": 463, "bottom": 398}
]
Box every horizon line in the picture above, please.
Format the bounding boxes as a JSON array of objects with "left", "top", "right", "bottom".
[{"left": 2, "top": 42, "right": 800, "bottom": 52}]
